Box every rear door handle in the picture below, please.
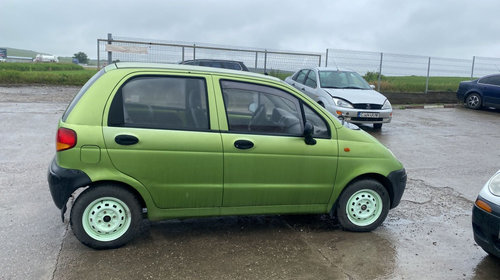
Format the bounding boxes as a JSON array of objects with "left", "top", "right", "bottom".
[
  {"left": 234, "top": 140, "right": 254, "bottom": 150},
  {"left": 115, "top": 134, "right": 139, "bottom": 145}
]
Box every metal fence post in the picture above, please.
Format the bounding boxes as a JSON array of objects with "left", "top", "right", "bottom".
[
  {"left": 107, "top": 33, "right": 113, "bottom": 65},
  {"left": 325, "top": 49, "right": 329, "bottom": 67},
  {"left": 264, "top": 50, "right": 267, "bottom": 73},
  {"left": 97, "top": 39, "right": 100, "bottom": 69},
  {"left": 471, "top": 56, "right": 476, "bottom": 79},
  {"left": 254, "top": 51, "right": 258, "bottom": 72},
  {"left": 318, "top": 54, "right": 321, "bottom": 67},
  {"left": 182, "top": 47, "right": 185, "bottom": 62},
  {"left": 377, "top": 52, "right": 383, "bottom": 91},
  {"left": 193, "top": 44, "right": 196, "bottom": 60},
  {"left": 425, "top": 57, "right": 431, "bottom": 93}
]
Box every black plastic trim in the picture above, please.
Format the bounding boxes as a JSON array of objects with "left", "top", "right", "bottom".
[
  {"left": 47, "top": 157, "right": 92, "bottom": 210},
  {"left": 387, "top": 168, "right": 407, "bottom": 208}
]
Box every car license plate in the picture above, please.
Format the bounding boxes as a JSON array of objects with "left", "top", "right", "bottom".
[{"left": 358, "top": 112, "right": 380, "bottom": 118}]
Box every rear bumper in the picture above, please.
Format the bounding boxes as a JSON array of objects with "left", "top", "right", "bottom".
[
  {"left": 387, "top": 168, "right": 407, "bottom": 208},
  {"left": 472, "top": 197, "right": 500, "bottom": 258},
  {"left": 47, "top": 157, "right": 91, "bottom": 209}
]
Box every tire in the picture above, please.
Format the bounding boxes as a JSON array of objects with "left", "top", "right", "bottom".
[
  {"left": 336, "top": 179, "right": 390, "bottom": 232},
  {"left": 465, "top": 93, "right": 482, "bottom": 110},
  {"left": 373, "top": 123, "right": 383, "bottom": 129},
  {"left": 70, "top": 185, "right": 142, "bottom": 249}
]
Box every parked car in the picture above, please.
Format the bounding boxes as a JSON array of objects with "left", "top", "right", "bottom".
[
  {"left": 180, "top": 59, "right": 249, "bottom": 71},
  {"left": 285, "top": 68, "right": 392, "bottom": 129},
  {"left": 48, "top": 62, "right": 406, "bottom": 249},
  {"left": 457, "top": 74, "right": 500, "bottom": 110},
  {"left": 472, "top": 170, "right": 500, "bottom": 258}
]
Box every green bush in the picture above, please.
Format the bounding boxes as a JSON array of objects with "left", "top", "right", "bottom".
[{"left": 364, "top": 71, "right": 385, "bottom": 82}]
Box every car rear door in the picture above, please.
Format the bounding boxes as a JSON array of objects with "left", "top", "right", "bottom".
[{"left": 102, "top": 72, "right": 223, "bottom": 209}]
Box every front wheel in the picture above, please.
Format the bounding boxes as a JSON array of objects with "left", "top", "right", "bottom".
[
  {"left": 70, "top": 185, "right": 142, "bottom": 249},
  {"left": 336, "top": 179, "right": 390, "bottom": 232}
]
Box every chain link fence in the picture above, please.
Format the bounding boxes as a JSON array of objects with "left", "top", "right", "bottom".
[
  {"left": 97, "top": 34, "right": 500, "bottom": 93},
  {"left": 326, "top": 49, "right": 500, "bottom": 93},
  {"left": 98, "top": 34, "right": 322, "bottom": 76}
]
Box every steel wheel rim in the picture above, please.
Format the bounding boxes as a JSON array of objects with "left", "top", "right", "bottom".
[
  {"left": 467, "top": 95, "right": 479, "bottom": 107},
  {"left": 346, "top": 189, "right": 383, "bottom": 226},
  {"left": 82, "top": 197, "right": 131, "bottom": 242}
]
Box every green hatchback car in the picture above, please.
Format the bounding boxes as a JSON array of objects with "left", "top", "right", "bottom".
[{"left": 48, "top": 63, "right": 406, "bottom": 249}]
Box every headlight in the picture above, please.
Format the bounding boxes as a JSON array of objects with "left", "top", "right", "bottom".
[
  {"left": 488, "top": 172, "right": 500, "bottom": 196},
  {"left": 382, "top": 99, "right": 392, "bottom": 110},
  {"left": 332, "top": 97, "right": 353, "bottom": 108}
]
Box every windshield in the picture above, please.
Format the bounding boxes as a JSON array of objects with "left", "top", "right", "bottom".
[{"left": 319, "top": 71, "right": 371, "bottom": 89}]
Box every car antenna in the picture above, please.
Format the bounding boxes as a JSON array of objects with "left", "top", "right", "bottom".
[{"left": 328, "top": 52, "right": 340, "bottom": 71}]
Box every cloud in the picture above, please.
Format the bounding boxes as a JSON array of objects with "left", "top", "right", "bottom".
[{"left": 1, "top": 0, "right": 499, "bottom": 59}]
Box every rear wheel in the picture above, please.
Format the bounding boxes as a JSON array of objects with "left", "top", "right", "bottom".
[
  {"left": 70, "top": 185, "right": 142, "bottom": 249},
  {"left": 336, "top": 179, "right": 390, "bottom": 232},
  {"left": 465, "top": 93, "right": 482, "bottom": 109}
]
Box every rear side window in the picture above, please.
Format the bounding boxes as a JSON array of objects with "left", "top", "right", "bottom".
[
  {"left": 108, "top": 76, "right": 209, "bottom": 130},
  {"left": 62, "top": 68, "right": 105, "bottom": 121}
]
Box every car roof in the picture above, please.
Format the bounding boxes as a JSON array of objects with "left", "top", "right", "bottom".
[
  {"left": 109, "top": 62, "right": 280, "bottom": 81},
  {"left": 182, "top": 59, "right": 245, "bottom": 63},
  {"left": 314, "top": 67, "right": 355, "bottom": 72}
]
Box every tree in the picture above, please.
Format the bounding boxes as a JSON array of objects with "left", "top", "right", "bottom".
[{"left": 73, "top": 52, "right": 89, "bottom": 64}]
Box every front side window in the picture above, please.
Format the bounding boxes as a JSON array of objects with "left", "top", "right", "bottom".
[
  {"left": 305, "top": 70, "right": 317, "bottom": 88},
  {"left": 221, "top": 80, "right": 303, "bottom": 136},
  {"left": 303, "top": 105, "right": 330, "bottom": 138},
  {"left": 319, "top": 71, "right": 371, "bottom": 89},
  {"left": 108, "top": 76, "right": 209, "bottom": 130},
  {"left": 293, "top": 70, "right": 309, "bottom": 85}
]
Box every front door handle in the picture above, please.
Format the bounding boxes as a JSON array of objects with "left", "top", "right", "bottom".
[
  {"left": 234, "top": 140, "right": 254, "bottom": 150},
  {"left": 301, "top": 87, "right": 305, "bottom": 91},
  {"left": 115, "top": 134, "right": 139, "bottom": 145}
]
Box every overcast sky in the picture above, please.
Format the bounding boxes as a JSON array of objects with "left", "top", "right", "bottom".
[{"left": 2, "top": 0, "right": 499, "bottom": 59}]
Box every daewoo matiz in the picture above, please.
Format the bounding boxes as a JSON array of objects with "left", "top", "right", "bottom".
[{"left": 48, "top": 63, "right": 406, "bottom": 249}]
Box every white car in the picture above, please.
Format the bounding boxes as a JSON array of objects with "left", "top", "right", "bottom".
[{"left": 285, "top": 67, "right": 392, "bottom": 129}]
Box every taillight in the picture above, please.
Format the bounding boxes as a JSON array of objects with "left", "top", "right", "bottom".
[{"left": 56, "top": 127, "right": 77, "bottom": 151}]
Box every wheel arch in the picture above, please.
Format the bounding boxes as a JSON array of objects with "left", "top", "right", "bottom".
[{"left": 329, "top": 173, "right": 394, "bottom": 216}]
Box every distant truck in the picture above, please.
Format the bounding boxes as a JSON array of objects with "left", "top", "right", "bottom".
[{"left": 33, "top": 54, "right": 58, "bottom": 63}]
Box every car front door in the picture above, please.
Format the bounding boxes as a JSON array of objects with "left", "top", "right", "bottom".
[
  {"left": 215, "top": 78, "right": 338, "bottom": 207},
  {"left": 102, "top": 74, "right": 223, "bottom": 209}
]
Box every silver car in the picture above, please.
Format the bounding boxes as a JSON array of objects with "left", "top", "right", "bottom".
[{"left": 285, "top": 67, "right": 392, "bottom": 129}]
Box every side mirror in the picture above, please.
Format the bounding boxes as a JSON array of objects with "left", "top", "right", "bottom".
[
  {"left": 304, "top": 121, "right": 317, "bottom": 145},
  {"left": 370, "top": 84, "right": 376, "bottom": 89}
]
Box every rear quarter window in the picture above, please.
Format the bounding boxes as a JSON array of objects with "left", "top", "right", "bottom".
[{"left": 62, "top": 68, "right": 105, "bottom": 122}]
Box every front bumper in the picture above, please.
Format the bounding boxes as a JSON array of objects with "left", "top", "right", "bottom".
[
  {"left": 48, "top": 157, "right": 91, "bottom": 209},
  {"left": 387, "top": 168, "right": 407, "bottom": 208},
  {"left": 328, "top": 106, "right": 392, "bottom": 124},
  {"left": 472, "top": 196, "right": 500, "bottom": 258}
]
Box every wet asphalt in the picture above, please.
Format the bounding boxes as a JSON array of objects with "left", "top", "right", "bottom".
[{"left": 0, "top": 86, "right": 499, "bottom": 280}]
